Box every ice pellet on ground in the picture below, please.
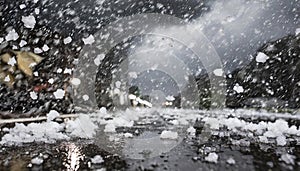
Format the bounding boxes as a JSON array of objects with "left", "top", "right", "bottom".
[
  {"left": 65, "top": 114, "right": 97, "bottom": 138},
  {"left": 0, "top": 122, "right": 69, "bottom": 145},
  {"left": 213, "top": 68, "right": 224, "bottom": 76},
  {"left": 31, "top": 157, "right": 44, "bottom": 165},
  {"left": 7, "top": 57, "right": 16, "bottom": 66},
  {"left": 48, "top": 78, "right": 54, "bottom": 84},
  {"left": 34, "top": 8, "right": 40, "bottom": 14},
  {"left": 19, "top": 40, "right": 27, "bottom": 47},
  {"left": 64, "top": 68, "right": 72, "bottom": 74},
  {"left": 259, "top": 136, "right": 269, "bottom": 143},
  {"left": 19, "top": 4, "right": 26, "bottom": 9},
  {"left": 22, "top": 15, "right": 36, "bottom": 28},
  {"left": 205, "top": 152, "right": 218, "bottom": 163},
  {"left": 99, "top": 107, "right": 107, "bottom": 114},
  {"left": 187, "top": 126, "right": 196, "bottom": 136},
  {"left": 226, "top": 157, "right": 236, "bottom": 165},
  {"left": 30, "top": 91, "right": 38, "bottom": 100},
  {"left": 281, "top": 153, "right": 296, "bottom": 165},
  {"left": 4, "top": 75, "right": 10, "bottom": 82},
  {"left": 63, "top": 36, "right": 72, "bottom": 44},
  {"left": 42, "top": 44, "right": 49, "bottom": 51},
  {"left": 70, "top": 78, "right": 81, "bottom": 86},
  {"left": 91, "top": 155, "right": 104, "bottom": 164},
  {"left": 296, "top": 28, "right": 300, "bottom": 35},
  {"left": 5, "top": 29, "right": 19, "bottom": 41},
  {"left": 104, "top": 123, "right": 116, "bottom": 133},
  {"left": 166, "top": 95, "right": 175, "bottom": 101},
  {"left": 124, "top": 133, "right": 133, "bottom": 138},
  {"left": 203, "top": 118, "right": 220, "bottom": 130},
  {"left": 82, "top": 95, "right": 89, "bottom": 101},
  {"left": 82, "top": 35, "right": 95, "bottom": 45},
  {"left": 233, "top": 84, "right": 244, "bottom": 93},
  {"left": 57, "top": 68, "right": 63, "bottom": 73},
  {"left": 169, "top": 120, "right": 179, "bottom": 125},
  {"left": 34, "top": 47, "right": 43, "bottom": 54},
  {"left": 53, "top": 89, "right": 65, "bottom": 99},
  {"left": 276, "top": 135, "right": 287, "bottom": 146},
  {"left": 256, "top": 52, "right": 269, "bottom": 63},
  {"left": 94, "top": 54, "right": 105, "bottom": 66},
  {"left": 160, "top": 130, "right": 178, "bottom": 140},
  {"left": 47, "top": 110, "right": 60, "bottom": 121}
]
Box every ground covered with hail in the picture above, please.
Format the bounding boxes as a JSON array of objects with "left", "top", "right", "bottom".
[{"left": 1, "top": 108, "right": 300, "bottom": 170}]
